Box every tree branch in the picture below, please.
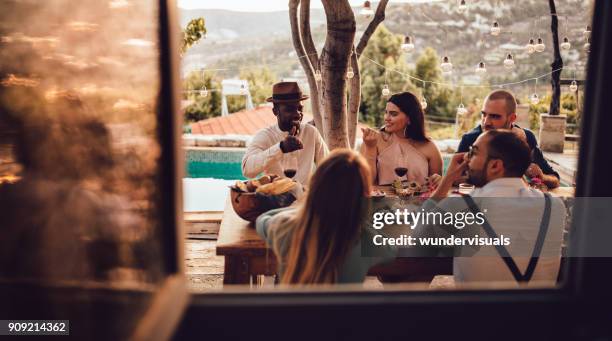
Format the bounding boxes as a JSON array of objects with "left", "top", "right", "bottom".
[
  {"left": 355, "top": 0, "right": 389, "bottom": 56},
  {"left": 548, "top": 0, "right": 563, "bottom": 116},
  {"left": 299, "top": 0, "right": 319, "bottom": 69},
  {"left": 348, "top": 46, "right": 361, "bottom": 149},
  {"left": 289, "top": 0, "right": 324, "bottom": 134}
]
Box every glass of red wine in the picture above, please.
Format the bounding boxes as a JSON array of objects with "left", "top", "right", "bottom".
[
  {"left": 394, "top": 153, "right": 409, "bottom": 186},
  {"left": 282, "top": 153, "right": 298, "bottom": 179}
]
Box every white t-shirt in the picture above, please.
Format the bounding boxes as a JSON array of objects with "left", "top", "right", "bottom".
[{"left": 242, "top": 123, "right": 329, "bottom": 185}]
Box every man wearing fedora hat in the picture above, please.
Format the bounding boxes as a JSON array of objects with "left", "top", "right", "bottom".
[{"left": 242, "top": 81, "right": 329, "bottom": 185}]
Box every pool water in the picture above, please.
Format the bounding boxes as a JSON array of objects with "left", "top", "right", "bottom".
[{"left": 185, "top": 148, "right": 453, "bottom": 180}]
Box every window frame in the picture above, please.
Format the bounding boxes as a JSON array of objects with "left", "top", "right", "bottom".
[{"left": 176, "top": 1, "right": 612, "bottom": 338}]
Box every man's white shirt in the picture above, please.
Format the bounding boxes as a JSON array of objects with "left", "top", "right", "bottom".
[
  {"left": 242, "top": 123, "right": 329, "bottom": 185},
  {"left": 412, "top": 177, "right": 566, "bottom": 286}
]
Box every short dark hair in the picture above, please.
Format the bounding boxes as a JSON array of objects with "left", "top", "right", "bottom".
[
  {"left": 485, "top": 89, "right": 517, "bottom": 115},
  {"left": 484, "top": 129, "right": 531, "bottom": 177}
]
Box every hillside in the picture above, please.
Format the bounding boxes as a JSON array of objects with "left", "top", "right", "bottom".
[{"left": 180, "top": 0, "right": 593, "bottom": 84}]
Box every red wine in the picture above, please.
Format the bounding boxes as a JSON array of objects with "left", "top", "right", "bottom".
[
  {"left": 284, "top": 169, "right": 297, "bottom": 178},
  {"left": 394, "top": 167, "right": 408, "bottom": 177}
]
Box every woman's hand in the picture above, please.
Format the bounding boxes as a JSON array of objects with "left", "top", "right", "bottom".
[
  {"left": 425, "top": 174, "right": 442, "bottom": 189},
  {"left": 361, "top": 127, "right": 379, "bottom": 148}
]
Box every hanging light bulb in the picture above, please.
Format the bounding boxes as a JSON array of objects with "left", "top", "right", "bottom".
[
  {"left": 360, "top": 1, "right": 373, "bottom": 18},
  {"left": 239, "top": 84, "right": 247, "bottom": 95},
  {"left": 560, "top": 36, "right": 571, "bottom": 50},
  {"left": 346, "top": 66, "right": 354, "bottom": 79},
  {"left": 199, "top": 86, "right": 208, "bottom": 97},
  {"left": 457, "top": 0, "right": 467, "bottom": 14},
  {"left": 401, "top": 35, "right": 415, "bottom": 53},
  {"left": 569, "top": 80, "right": 578, "bottom": 92},
  {"left": 475, "top": 61, "right": 487, "bottom": 74},
  {"left": 490, "top": 21, "right": 501, "bottom": 36},
  {"left": 503, "top": 53, "right": 515, "bottom": 69},
  {"left": 440, "top": 56, "right": 453, "bottom": 73},
  {"left": 530, "top": 93, "right": 540, "bottom": 105},
  {"left": 456, "top": 103, "right": 468, "bottom": 115},
  {"left": 420, "top": 97, "right": 428, "bottom": 110},
  {"left": 584, "top": 37, "right": 591, "bottom": 53},
  {"left": 526, "top": 38, "right": 536, "bottom": 54},
  {"left": 314, "top": 69, "right": 322, "bottom": 82},
  {"left": 381, "top": 84, "right": 390, "bottom": 97},
  {"left": 535, "top": 37, "right": 546, "bottom": 52},
  {"left": 583, "top": 25, "right": 591, "bottom": 38}
]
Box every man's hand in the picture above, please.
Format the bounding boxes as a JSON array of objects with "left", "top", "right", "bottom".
[
  {"left": 431, "top": 153, "right": 469, "bottom": 201},
  {"left": 361, "top": 127, "right": 379, "bottom": 148},
  {"left": 525, "top": 163, "right": 544, "bottom": 179},
  {"left": 280, "top": 126, "right": 303, "bottom": 153}
]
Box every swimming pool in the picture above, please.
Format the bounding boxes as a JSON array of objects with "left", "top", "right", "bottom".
[{"left": 185, "top": 147, "right": 453, "bottom": 180}]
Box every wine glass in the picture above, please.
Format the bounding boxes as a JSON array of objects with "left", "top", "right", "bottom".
[
  {"left": 394, "top": 152, "right": 409, "bottom": 186},
  {"left": 282, "top": 153, "right": 298, "bottom": 179}
]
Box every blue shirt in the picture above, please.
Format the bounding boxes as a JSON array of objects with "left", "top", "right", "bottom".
[{"left": 457, "top": 125, "right": 559, "bottom": 179}]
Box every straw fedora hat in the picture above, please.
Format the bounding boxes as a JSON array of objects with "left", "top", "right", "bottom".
[{"left": 266, "top": 81, "right": 309, "bottom": 103}]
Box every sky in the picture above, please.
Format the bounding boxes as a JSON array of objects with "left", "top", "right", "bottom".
[{"left": 177, "top": 0, "right": 442, "bottom": 12}]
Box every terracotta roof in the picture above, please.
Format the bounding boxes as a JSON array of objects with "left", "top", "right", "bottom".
[{"left": 191, "top": 105, "right": 365, "bottom": 138}]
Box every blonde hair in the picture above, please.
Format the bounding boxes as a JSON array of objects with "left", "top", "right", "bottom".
[{"left": 272, "top": 149, "right": 372, "bottom": 284}]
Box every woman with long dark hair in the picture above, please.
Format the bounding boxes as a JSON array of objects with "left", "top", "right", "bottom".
[
  {"left": 255, "top": 149, "right": 395, "bottom": 284},
  {"left": 360, "top": 91, "right": 443, "bottom": 186}
]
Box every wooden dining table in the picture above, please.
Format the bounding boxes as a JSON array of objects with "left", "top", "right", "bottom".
[{"left": 216, "top": 185, "right": 575, "bottom": 285}]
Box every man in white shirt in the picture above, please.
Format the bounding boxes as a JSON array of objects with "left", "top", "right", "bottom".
[
  {"left": 242, "top": 82, "right": 329, "bottom": 185},
  {"left": 406, "top": 129, "right": 565, "bottom": 285}
]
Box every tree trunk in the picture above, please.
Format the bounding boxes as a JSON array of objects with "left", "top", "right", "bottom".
[
  {"left": 549, "top": 0, "right": 563, "bottom": 116},
  {"left": 320, "top": 0, "right": 355, "bottom": 149},
  {"left": 289, "top": 0, "right": 324, "bottom": 136},
  {"left": 347, "top": 47, "right": 360, "bottom": 149}
]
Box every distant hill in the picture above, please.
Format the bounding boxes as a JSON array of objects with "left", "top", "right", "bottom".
[{"left": 180, "top": 0, "right": 593, "bottom": 82}]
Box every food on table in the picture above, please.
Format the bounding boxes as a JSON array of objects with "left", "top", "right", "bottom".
[
  {"left": 255, "top": 178, "right": 296, "bottom": 195},
  {"left": 370, "top": 189, "right": 386, "bottom": 198}
]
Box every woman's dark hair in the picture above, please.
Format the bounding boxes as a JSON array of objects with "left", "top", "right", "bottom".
[{"left": 386, "top": 91, "right": 428, "bottom": 141}]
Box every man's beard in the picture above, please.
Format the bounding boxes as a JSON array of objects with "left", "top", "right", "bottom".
[
  {"left": 467, "top": 166, "right": 488, "bottom": 187},
  {"left": 483, "top": 118, "right": 512, "bottom": 131}
]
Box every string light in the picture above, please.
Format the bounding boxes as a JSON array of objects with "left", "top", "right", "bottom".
[
  {"left": 503, "top": 53, "right": 515, "bottom": 70},
  {"left": 360, "top": 1, "right": 373, "bottom": 18},
  {"left": 570, "top": 67, "right": 578, "bottom": 92},
  {"left": 199, "top": 86, "right": 208, "bottom": 97},
  {"left": 346, "top": 66, "right": 354, "bottom": 79},
  {"left": 490, "top": 21, "right": 501, "bottom": 36},
  {"left": 475, "top": 61, "right": 487, "bottom": 74},
  {"left": 535, "top": 37, "right": 546, "bottom": 52},
  {"left": 530, "top": 78, "right": 540, "bottom": 105},
  {"left": 314, "top": 69, "right": 322, "bottom": 82},
  {"left": 583, "top": 25, "right": 591, "bottom": 38},
  {"left": 420, "top": 97, "right": 428, "bottom": 110},
  {"left": 381, "top": 84, "right": 390, "bottom": 97},
  {"left": 584, "top": 36, "right": 591, "bottom": 53},
  {"left": 526, "top": 38, "right": 536, "bottom": 54},
  {"left": 561, "top": 37, "right": 571, "bottom": 50},
  {"left": 457, "top": 0, "right": 467, "bottom": 14},
  {"left": 440, "top": 56, "right": 453, "bottom": 73},
  {"left": 401, "top": 36, "right": 415, "bottom": 53}
]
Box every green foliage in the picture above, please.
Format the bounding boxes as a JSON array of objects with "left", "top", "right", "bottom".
[
  {"left": 525, "top": 93, "right": 580, "bottom": 134},
  {"left": 359, "top": 25, "right": 412, "bottom": 127},
  {"left": 239, "top": 67, "right": 277, "bottom": 106},
  {"left": 182, "top": 67, "right": 278, "bottom": 123},
  {"left": 182, "top": 71, "right": 221, "bottom": 122},
  {"left": 411, "top": 47, "right": 456, "bottom": 120},
  {"left": 181, "top": 17, "right": 207, "bottom": 55}
]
